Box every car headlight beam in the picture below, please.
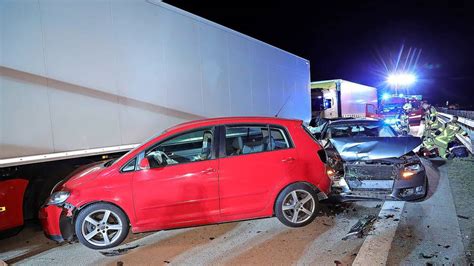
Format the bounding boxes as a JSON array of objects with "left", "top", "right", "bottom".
[{"left": 401, "top": 163, "right": 422, "bottom": 179}]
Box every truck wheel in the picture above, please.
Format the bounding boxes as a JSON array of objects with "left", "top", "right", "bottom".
[
  {"left": 75, "top": 203, "right": 129, "bottom": 249},
  {"left": 275, "top": 183, "right": 320, "bottom": 227}
]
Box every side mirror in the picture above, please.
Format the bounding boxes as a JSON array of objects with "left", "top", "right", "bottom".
[
  {"left": 313, "top": 132, "right": 322, "bottom": 140},
  {"left": 138, "top": 157, "right": 150, "bottom": 170}
]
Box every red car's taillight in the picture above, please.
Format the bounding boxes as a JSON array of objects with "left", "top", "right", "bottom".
[{"left": 317, "top": 149, "right": 327, "bottom": 164}]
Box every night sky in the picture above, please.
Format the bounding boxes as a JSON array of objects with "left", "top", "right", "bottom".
[{"left": 164, "top": 0, "right": 474, "bottom": 109}]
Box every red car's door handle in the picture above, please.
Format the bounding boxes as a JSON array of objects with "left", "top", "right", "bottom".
[
  {"left": 281, "top": 157, "right": 295, "bottom": 163},
  {"left": 201, "top": 168, "right": 216, "bottom": 174}
]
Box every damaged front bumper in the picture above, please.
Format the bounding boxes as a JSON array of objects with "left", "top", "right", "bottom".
[
  {"left": 38, "top": 203, "right": 76, "bottom": 242},
  {"left": 392, "top": 169, "right": 427, "bottom": 201},
  {"left": 331, "top": 162, "right": 428, "bottom": 202},
  {"left": 325, "top": 135, "right": 428, "bottom": 202}
]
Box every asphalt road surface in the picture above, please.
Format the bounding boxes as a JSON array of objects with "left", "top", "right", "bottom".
[
  {"left": 2, "top": 201, "right": 381, "bottom": 265},
  {"left": 2, "top": 158, "right": 471, "bottom": 265}
]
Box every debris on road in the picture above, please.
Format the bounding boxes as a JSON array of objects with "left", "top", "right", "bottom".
[
  {"left": 437, "top": 244, "right": 450, "bottom": 248},
  {"left": 457, "top": 214, "right": 469, "bottom": 220},
  {"left": 384, "top": 214, "right": 395, "bottom": 219},
  {"left": 100, "top": 245, "right": 139, "bottom": 257},
  {"left": 419, "top": 252, "right": 437, "bottom": 259},
  {"left": 342, "top": 215, "right": 377, "bottom": 240}
]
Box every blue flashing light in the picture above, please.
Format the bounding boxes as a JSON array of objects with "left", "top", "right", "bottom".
[
  {"left": 382, "top": 93, "right": 391, "bottom": 100},
  {"left": 384, "top": 118, "right": 398, "bottom": 124}
]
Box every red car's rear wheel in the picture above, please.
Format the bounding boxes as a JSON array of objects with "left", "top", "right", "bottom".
[{"left": 275, "top": 183, "right": 320, "bottom": 227}]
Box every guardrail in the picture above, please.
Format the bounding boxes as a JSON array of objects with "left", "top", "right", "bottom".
[
  {"left": 438, "top": 108, "right": 474, "bottom": 121},
  {"left": 437, "top": 108, "right": 473, "bottom": 154}
]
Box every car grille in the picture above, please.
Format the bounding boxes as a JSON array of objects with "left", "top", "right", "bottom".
[{"left": 344, "top": 163, "right": 397, "bottom": 181}]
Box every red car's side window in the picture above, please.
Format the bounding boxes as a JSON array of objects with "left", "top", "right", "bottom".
[
  {"left": 144, "top": 127, "right": 215, "bottom": 169},
  {"left": 224, "top": 125, "right": 292, "bottom": 157}
]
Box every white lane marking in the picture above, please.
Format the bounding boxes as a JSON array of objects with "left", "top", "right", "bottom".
[
  {"left": 353, "top": 201, "right": 405, "bottom": 265},
  {"left": 171, "top": 219, "right": 285, "bottom": 265},
  {"left": 297, "top": 201, "right": 380, "bottom": 265}
]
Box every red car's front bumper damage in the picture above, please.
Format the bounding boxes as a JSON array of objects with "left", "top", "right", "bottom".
[{"left": 39, "top": 203, "right": 76, "bottom": 242}]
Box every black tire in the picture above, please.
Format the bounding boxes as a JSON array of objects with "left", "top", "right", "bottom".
[
  {"left": 275, "top": 183, "right": 320, "bottom": 227},
  {"left": 0, "top": 225, "right": 23, "bottom": 239},
  {"left": 75, "top": 203, "right": 129, "bottom": 249}
]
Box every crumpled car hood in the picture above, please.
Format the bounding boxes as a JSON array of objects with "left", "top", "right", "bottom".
[{"left": 329, "top": 136, "right": 422, "bottom": 161}]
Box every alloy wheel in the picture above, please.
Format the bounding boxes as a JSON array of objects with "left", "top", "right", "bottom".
[
  {"left": 81, "top": 209, "right": 123, "bottom": 247},
  {"left": 282, "top": 189, "right": 316, "bottom": 224}
]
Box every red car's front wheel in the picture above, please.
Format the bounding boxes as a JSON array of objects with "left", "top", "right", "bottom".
[{"left": 75, "top": 203, "right": 129, "bottom": 249}]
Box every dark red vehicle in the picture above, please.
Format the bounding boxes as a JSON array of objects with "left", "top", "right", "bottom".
[
  {"left": 39, "top": 117, "right": 331, "bottom": 249},
  {"left": 0, "top": 179, "right": 29, "bottom": 235}
]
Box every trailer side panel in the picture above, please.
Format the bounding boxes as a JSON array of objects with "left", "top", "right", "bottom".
[{"left": 0, "top": 0, "right": 310, "bottom": 161}]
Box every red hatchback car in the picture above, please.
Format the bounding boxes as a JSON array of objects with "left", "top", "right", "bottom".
[{"left": 39, "top": 117, "right": 331, "bottom": 249}]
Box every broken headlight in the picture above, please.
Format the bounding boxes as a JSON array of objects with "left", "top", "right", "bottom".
[
  {"left": 47, "top": 191, "right": 70, "bottom": 205},
  {"left": 401, "top": 163, "right": 422, "bottom": 178},
  {"left": 399, "top": 185, "right": 425, "bottom": 197}
]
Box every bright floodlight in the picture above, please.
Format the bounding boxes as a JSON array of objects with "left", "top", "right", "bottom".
[
  {"left": 387, "top": 73, "right": 417, "bottom": 86},
  {"left": 382, "top": 93, "right": 391, "bottom": 100}
]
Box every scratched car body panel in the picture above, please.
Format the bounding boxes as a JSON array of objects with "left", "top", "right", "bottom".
[{"left": 318, "top": 119, "right": 428, "bottom": 201}]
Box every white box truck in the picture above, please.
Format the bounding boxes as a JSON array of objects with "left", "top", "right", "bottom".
[
  {"left": 310, "top": 79, "right": 378, "bottom": 119},
  {"left": 0, "top": 0, "right": 310, "bottom": 232}
]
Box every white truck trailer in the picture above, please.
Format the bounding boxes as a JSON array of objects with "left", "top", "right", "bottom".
[
  {"left": 0, "top": 0, "right": 310, "bottom": 231},
  {"left": 310, "top": 79, "right": 378, "bottom": 119}
]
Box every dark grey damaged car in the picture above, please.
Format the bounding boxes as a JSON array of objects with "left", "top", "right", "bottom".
[{"left": 312, "top": 119, "right": 428, "bottom": 201}]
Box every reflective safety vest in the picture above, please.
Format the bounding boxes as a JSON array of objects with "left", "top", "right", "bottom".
[
  {"left": 437, "top": 121, "right": 468, "bottom": 141},
  {"left": 428, "top": 106, "right": 437, "bottom": 123},
  {"left": 447, "top": 122, "right": 468, "bottom": 137}
]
